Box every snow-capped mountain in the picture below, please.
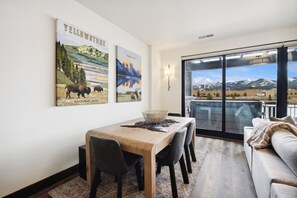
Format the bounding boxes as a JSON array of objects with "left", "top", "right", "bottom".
[
  {"left": 247, "top": 78, "right": 276, "bottom": 89},
  {"left": 116, "top": 59, "right": 141, "bottom": 78},
  {"left": 192, "top": 78, "right": 297, "bottom": 90},
  {"left": 288, "top": 77, "right": 297, "bottom": 89}
]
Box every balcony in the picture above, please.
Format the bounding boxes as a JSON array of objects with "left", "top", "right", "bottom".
[{"left": 189, "top": 100, "right": 297, "bottom": 135}]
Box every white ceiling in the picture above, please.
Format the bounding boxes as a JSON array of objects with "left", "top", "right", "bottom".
[{"left": 76, "top": 0, "right": 297, "bottom": 49}]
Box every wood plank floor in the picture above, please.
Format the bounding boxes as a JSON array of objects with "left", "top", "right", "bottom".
[
  {"left": 30, "top": 136, "right": 257, "bottom": 198},
  {"left": 190, "top": 136, "right": 257, "bottom": 198}
]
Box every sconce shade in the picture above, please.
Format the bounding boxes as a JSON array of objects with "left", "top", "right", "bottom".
[
  {"left": 165, "top": 65, "right": 174, "bottom": 77},
  {"left": 165, "top": 64, "right": 174, "bottom": 91}
]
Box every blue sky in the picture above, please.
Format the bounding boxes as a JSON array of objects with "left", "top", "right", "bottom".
[{"left": 192, "top": 62, "right": 297, "bottom": 85}]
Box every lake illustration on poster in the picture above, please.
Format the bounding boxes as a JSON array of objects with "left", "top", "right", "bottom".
[{"left": 116, "top": 46, "right": 142, "bottom": 103}]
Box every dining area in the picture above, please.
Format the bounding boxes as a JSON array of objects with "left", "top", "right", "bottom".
[{"left": 85, "top": 111, "right": 196, "bottom": 198}]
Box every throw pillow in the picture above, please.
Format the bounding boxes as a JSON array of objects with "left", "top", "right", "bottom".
[
  {"left": 252, "top": 117, "right": 269, "bottom": 127},
  {"left": 269, "top": 115, "right": 296, "bottom": 126}
]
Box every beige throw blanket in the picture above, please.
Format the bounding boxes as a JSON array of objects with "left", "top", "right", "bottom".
[{"left": 247, "top": 121, "right": 297, "bottom": 149}]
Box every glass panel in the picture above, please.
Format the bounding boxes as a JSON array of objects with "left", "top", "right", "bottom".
[
  {"left": 287, "top": 46, "right": 297, "bottom": 117},
  {"left": 185, "top": 56, "right": 223, "bottom": 131},
  {"left": 226, "top": 50, "right": 277, "bottom": 134}
]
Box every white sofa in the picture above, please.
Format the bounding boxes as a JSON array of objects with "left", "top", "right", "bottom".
[{"left": 244, "top": 126, "right": 297, "bottom": 198}]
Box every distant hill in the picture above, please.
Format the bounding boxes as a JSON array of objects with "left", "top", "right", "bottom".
[
  {"left": 77, "top": 45, "right": 106, "bottom": 58},
  {"left": 65, "top": 45, "right": 108, "bottom": 66},
  {"left": 193, "top": 77, "right": 297, "bottom": 90}
]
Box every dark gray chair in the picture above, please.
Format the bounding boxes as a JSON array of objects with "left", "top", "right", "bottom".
[
  {"left": 184, "top": 120, "right": 197, "bottom": 173},
  {"left": 89, "top": 136, "right": 143, "bottom": 198},
  {"left": 167, "top": 112, "right": 197, "bottom": 172},
  {"left": 156, "top": 128, "right": 189, "bottom": 198}
]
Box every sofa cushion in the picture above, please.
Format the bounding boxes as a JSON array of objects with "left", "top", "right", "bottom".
[
  {"left": 271, "top": 130, "right": 297, "bottom": 176},
  {"left": 252, "top": 147, "right": 297, "bottom": 198},
  {"left": 269, "top": 115, "right": 296, "bottom": 126},
  {"left": 271, "top": 183, "right": 297, "bottom": 198}
]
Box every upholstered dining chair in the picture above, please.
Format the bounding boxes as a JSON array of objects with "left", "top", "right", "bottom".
[
  {"left": 89, "top": 136, "right": 143, "bottom": 198},
  {"left": 156, "top": 127, "right": 189, "bottom": 198},
  {"left": 184, "top": 120, "right": 197, "bottom": 173}
]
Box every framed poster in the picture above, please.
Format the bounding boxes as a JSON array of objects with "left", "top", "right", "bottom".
[
  {"left": 56, "top": 19, "right": 109, "bottom": 106},
  {"left": 116, "top": 46, "right": 142, "bottom": 102}
]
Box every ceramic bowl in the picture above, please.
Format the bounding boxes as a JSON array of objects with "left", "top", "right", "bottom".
[{"left": 142, "top": 110, "right": 168, "bottom": 123}]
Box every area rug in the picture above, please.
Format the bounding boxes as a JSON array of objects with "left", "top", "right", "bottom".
[{"left": 49, "top": 151, "right": 207, "bottom": 198}]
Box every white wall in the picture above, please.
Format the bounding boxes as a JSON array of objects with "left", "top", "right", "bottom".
[
  {"left": 160, "top": 26, "right": 297, "bottom": 113},
  {"left": 149, "top": 46, "right": 162, "bottom": 109},
  {"left": 0, "top": 0, "right": 150, "bottom": 196}
]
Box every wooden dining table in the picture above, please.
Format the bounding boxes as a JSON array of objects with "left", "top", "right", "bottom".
[{"left": 85, "top": 116, "right": 195, "bottom": 198}]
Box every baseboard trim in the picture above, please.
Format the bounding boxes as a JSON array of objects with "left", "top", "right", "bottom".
[{"left": 4, "top": 164, "right": 79, "bottom": 198}]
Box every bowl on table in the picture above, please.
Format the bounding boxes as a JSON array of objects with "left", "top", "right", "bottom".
[{"left": 142, "top": 110, "right": 168, "bottom": 123}]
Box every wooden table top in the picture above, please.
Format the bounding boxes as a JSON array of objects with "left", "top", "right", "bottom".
[{"left": 86, "top": 116, "right": 195, "bottom": 155}]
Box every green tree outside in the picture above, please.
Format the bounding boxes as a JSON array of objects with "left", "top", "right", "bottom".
[
  {"left": 231, "top": 93, "right": 236, "bottom": 100},
  {"left": 207, "top": 93, "right": 213, "bottom": 100}
]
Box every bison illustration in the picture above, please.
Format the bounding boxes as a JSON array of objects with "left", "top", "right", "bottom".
[
  {"left": 65, "top": 84, "right": 91, "bottom": 99},
  {"left": 94, "top": 85, "right": 103, "bottom": 93},
  {"left": 131, "top": 88, "right": 140, "bottom": 100}
]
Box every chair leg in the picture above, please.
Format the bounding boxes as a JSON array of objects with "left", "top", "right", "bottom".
[
  {"left": 156, "top": 162, "right": 161, "bottom": 174},
  {"left": 184, "top": 145, "right": 192, "bottom": 173},
  {"left": 135, "top": 161, "right": 144, "bottom": 191},
  {"left": 189, "top": 142, "right": 197, "bottom": 162},
  {"left": 89, "top": 168, "right": 101, "bottom": 198},
  {"left": 142, "top": 169, "right": 145, "bottom": 189},
  {"left": 179, "top": 155, "right": 189, "bottom": 184},
  {"left": 117, "top": 175, "right": 123, "bottom": 198},
  {"left": 169, "top": 164, "right": 178, "bottom": 198}
]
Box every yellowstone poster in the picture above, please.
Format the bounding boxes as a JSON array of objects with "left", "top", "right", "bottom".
[
  {"left": 116, "top": 46, "right": 142, "bottom": 102},
  {"left": 56, "top": 19, "right": 109, "bottom": 106}
]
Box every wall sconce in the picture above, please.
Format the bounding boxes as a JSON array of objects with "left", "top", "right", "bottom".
[{"left": 165, "top": 64, "right": 174, "bottom": 91}]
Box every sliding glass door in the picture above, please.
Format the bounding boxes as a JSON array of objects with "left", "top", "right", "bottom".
[
  {"left": 287, "top": 46, "right": 297, "bottom": 116},
  {"left": 183, "top": 46, "right": 296, "bottom": 139},
  {"left": 186, "top": 56, "right": 223, "bottom": 132},
  {"left": 225, "top": 50, "right": 277, "bottom": 134}
]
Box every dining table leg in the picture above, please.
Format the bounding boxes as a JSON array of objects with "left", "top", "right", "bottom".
[{"left": 143, "top": 147, "right": 156, "bottom": 198}]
